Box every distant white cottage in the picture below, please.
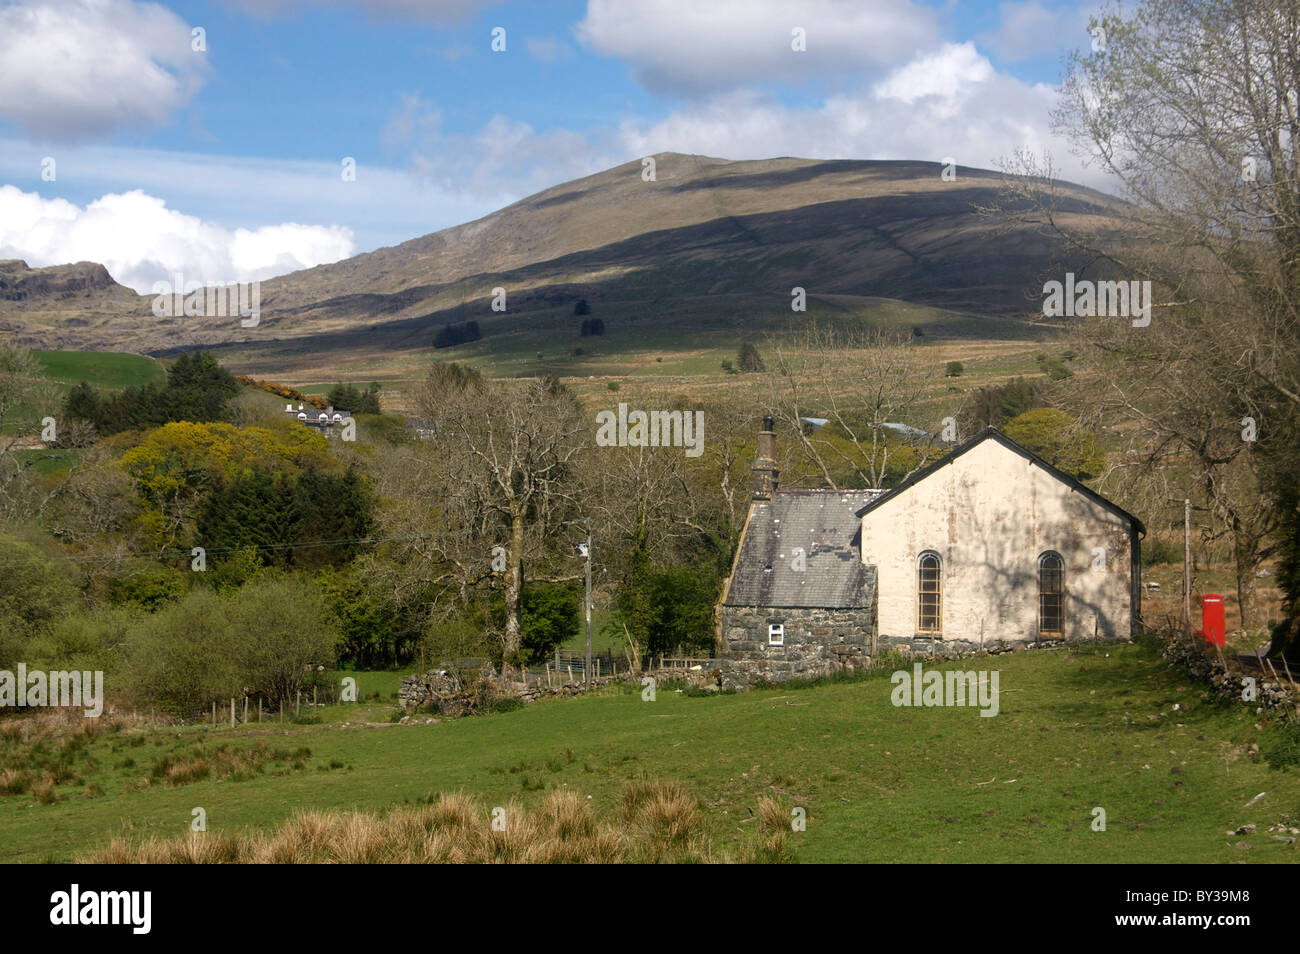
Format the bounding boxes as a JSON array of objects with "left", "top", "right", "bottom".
[
  {"left": 284, "top": 402, "right": 350, "bottom": 437},
  {"left": 718, "top": 420, "right": 1143, "bottom": 687}
]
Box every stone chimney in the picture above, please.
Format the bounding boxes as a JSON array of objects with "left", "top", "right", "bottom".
[{"left": 752, "top": 415, "right": 779, "bottom": 500}]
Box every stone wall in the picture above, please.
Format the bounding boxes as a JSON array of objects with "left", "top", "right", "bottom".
[{"left": 720, "top": 604, "right": 876, "bottom": 689}]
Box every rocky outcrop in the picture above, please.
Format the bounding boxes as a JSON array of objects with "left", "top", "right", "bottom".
[{"left": 0, "top": 260, "right": 123, "bottom": 301}]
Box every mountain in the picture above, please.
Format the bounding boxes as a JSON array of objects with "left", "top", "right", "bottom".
[{"left": 1, "top": 154, "right": 1120, "bottom": 369}]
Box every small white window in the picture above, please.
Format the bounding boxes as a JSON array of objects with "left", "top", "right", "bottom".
[{"left": 768, "top": 624, "right": 784, "bottom": 646}]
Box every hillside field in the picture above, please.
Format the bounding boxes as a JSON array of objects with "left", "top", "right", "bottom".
[{"left": 3, "top": 639, "right": 1298, "bottom": 864}]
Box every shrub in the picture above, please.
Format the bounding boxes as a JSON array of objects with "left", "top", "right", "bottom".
[{"left": 737, "top": 343, "right": 765, "bottom": 373}]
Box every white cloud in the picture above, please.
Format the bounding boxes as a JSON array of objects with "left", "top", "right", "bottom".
[
  {"left": 381, "top": 95, "right": 617, "bottom": 199},
  {"left": 873, "top": 42, "right": 993, "bottom": 110},
  {"left": 577, "top": 0, "right": 936, "bottom": 93},
  {"left": 615, "top": 45, "right": 1114, "bottom": 191},
  {"left": 0, "top": 0, "right": 209, "bottom": 142},
  {"left": 0, "top": 185, "right": 354, "bottom": 293},
  {"left": 0, "top": 138, "right": 504, "bottom": 255}
]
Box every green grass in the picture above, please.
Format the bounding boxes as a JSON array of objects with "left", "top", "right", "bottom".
[
  {"left": 33, "top": 350, "right": 165, "bottom": 391},
  {"left": 12, "top": 447, "right": 82, "bottom": 476},
  {"left": 2, "top": 641, "right": 1298, "bottom": 863}
]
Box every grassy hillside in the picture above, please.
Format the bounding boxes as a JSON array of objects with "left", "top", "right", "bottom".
[
  {"left": 33, "top": 349, "right": 165, "bottom": 391},
  {"left": 4, "top": 640, "right": 1297, "bottom": 863}
]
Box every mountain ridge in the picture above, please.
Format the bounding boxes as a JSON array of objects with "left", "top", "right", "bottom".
[{"left": 2, "top": 153, "right": 1120, "bottom": 362}]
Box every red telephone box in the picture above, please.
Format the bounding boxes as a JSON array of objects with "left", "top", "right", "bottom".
[{"left": 1201, "top": 594, "right": 1226, "bottom": 647}]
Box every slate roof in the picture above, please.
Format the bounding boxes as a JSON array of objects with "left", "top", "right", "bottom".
[
  {"left": 724, "top": 489, "right": 881, "bottom": 608},
  {"left": 853, "top": 427, "right": 1145, "bottom": 534}
]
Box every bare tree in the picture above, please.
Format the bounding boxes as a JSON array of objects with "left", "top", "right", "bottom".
[
  {"left": 411, "top": 371, "right": 587, "bottom": 665},
  {"left": 990, "top": 0, "right": 1300, "bottom": 632},
  {"left": 763, "top": 322, "right": 947, "bottom": 490}
]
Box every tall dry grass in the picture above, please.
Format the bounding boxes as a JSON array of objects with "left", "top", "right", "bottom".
[{"left": 84, "top": 783, "right": 794, "bottom": 864}]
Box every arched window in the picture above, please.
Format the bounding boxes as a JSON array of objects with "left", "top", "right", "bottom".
[
  {"left": 1038, "top": 552, "right": 1065, "bottom": 636},
  {"left": 917, "top": 551, "right": 942, "bottom": 635}
]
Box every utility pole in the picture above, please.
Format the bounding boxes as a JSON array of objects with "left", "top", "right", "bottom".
[
  {"left": 1183, "top": 498, "right": 1192, "bottom": 627},
  {"left": 583, "top": 530, "right": 593, "bottom": 685},
  {"left": 565, "top": 520, "right": 594, "bottom": 684}
]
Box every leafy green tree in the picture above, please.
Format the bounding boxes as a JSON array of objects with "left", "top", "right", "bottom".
[
  {"left": 519, "top": 581, "right": 580, "bottom": 665},
  {"left": 0, "top": 534, "right": 80, "bottom": 638},
  {"left": 945, "top": 361, "right": 964, "bottom": 377},
  {"left": 1003, "top": 408, "right": 1105, "bottom": 480},
  {"left": 326, "top": 383, "right": 381, "bottom": 414},
  {"left": 960, "top": 377, "right": 1043, "bottom": 431},
  {"left": 62, "top": 381, "right": 103, "bottom": 429},
  {"left": 107, "top": 563, "right": 187, "bottom": 610},
  {"left": 164, "top": 352, "right": 238, "bottom": 422},
  {"left": 197, "top": 469, "right": 299, "bottom": 567},
  {"left": 289, "top": 465, "right": 375, "bottom": 568},
  {"left": 612, "top": 561, "right": 721, "bottom": 658}
]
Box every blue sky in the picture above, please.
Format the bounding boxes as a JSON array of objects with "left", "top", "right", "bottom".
[{"left": 0, "top": 0, "right": 1112, "bottom": 292}]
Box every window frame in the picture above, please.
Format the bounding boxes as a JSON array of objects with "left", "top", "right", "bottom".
[
  {"left": 917, "top": 550, "right": 942, "bottom": 636},
  {"left": 1038, "top": 551, "right": 1065, "bottom": 636},
  {"left": 768, "top": 623, "right": 784, "bottom": 646}
]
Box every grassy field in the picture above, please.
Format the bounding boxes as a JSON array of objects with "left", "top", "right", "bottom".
[
  {"left": 3, "top": 639, "right": 1298, "bottom": 863},
  {"left": 33, "top": 350, "right": 165, "bottom": 391}
]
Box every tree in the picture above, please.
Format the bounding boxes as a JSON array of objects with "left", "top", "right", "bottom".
[
  {"left": 574, "top": 299, "right": 590, "bottom": 316},
  {"left": 959, "top": 377, "right": 1042, "bottom": 432},
  {"left": 611, "top": 562, "right": 721, "bottom": 657},
  {"left": 226, "top": 576, "right": 339, "bottom": 706},
  {"left": 411, "top": 373, "right": 586, "bottom": 665},
  {"left": 164, "top": 352, "right": 238, "bottom": 422},
  {"left": 0, "top": 534, "right": 80, "bottom": 651},
  {"left": 945, "top": 361, "right": 964, "bottom": 377},
  {"left": 519, "top": 581, "right": 580, "bottom": 665},
  {"left": 1003, "top": 409, "right": 1106, "bottom": 480},
  {"left": 0, "top": 345, "right": 51, "bottom": 520},
  {"left": 764, "top": 324, "right": 947, "bottom": 490},
  {"left": 1001, "top": 0, "right": 1300, "bottom": 631},
  {"left": 433, "top": 321, "right": 482, "bottom": 349},
  {"left": 737, "top": 342, "right": 766, "bottom": 373},
  {"left": 326, "top": 383, "right": 381, "bottom": 415}
]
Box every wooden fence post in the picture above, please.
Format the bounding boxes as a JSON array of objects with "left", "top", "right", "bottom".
[
  {"left": 230, "top": 698, "right": 235, "bottom": 728},
  {"left": 258, "top": 698, "right": 262, "bottom": 723},
  {"left": 243, "top": 696, "right": 248, "bottom": 724},
  {"left": 296, "top": 691, "right": 301, "bottom": 716},
  {"left": 211, "top": 700, "right": 216, "bottom": 727}
]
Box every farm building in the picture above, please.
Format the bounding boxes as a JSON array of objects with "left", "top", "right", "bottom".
[
  {"left": 285, "top": 402, "right": 351, "bottom": 437},
  {"left": 718, "top": 418, "right": 1143, "bottom": 687}
]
